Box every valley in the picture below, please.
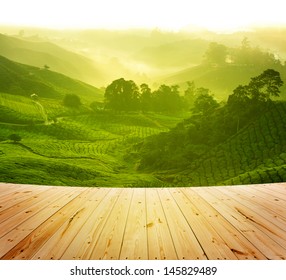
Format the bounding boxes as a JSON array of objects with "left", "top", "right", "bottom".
[{"left": 0, "top": 27, "right": 286, "bottom": 187}]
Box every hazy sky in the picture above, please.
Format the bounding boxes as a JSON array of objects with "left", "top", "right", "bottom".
[{"left": 1, "top": 0, "right": 286, "bottom": 32}]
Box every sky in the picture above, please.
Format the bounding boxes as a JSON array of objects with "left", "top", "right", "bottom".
[{"left": 1, "top": 0, "right": 286, "bottom": 32}]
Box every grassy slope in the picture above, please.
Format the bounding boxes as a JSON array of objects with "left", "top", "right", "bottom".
[
  {"left": 1, "top": 87, "right": 285, "bottom": 187},
  {"left": 163, "top": 64, "right": 286, "bottom": 100},
  {"left": 170, "top": 102, "right": 286, "bottom": 186},
  {"left": 0, "top": 90, "right": 182, "bottom": 186},
  {"left": 0, "top": 55, "right": 185, "bottom": 187},
  {"left": 1, "top": 92, "right": 285, "bottom": 188},
  {"left": 0, "top": 55, "right": 103, "bottom": 102},
  {"left": 0, "top": 33, "right": 104, "bottom": 86}
]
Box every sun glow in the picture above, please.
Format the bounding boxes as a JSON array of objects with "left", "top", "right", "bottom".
[{"left": 1, "top": 0, "right": 286, "bottom": 32}]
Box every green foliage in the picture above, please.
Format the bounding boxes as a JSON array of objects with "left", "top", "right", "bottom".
[
  {"left": 228, "top": 68, "right": 283, "bottom": 106},
  {"left": 105, "top": 78, "right": 140, "bottom": 111},
  {"left": 227, "top": 69, "right": 284, "bottom": 132},
  {"left": 204, "top": 42, "right": 227, "bottom": 65},
  {"left": 0, "top": 103, "right": 181, "bottom": 186},
  {"left": 165, "top": 39, "right": 286, "bottom": 100},
  {"left": 9, "top": 133, "right": 21, "bottom": 143},
  {"left": 192, "top": 89, "right": 219, "bottom": 115},
  {"left": 105, "top": 79, "right": 185, "bottom": 113},
  {"left": 138, "top": 69, "right": 286, "bottom": 186},
  {"left": 139, "top": 100, "right": 286, "bottom": 186},
  {"left": 152, "top": 84, "right": 184, "bottom": 113},
  {"left": 248, "top": 69, "right": 283, "bottom": 101},
  {"left": 230, "top": 38, "right": 282, "bottom": 67},
  {"left": 63, "top": 94, "right": 81, "bottom": 108}
]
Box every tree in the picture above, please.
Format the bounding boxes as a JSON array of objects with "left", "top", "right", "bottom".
[
  {"left": 153, "top": 84, "right": 184, "bottom": 113},
  {"left": 193, "top": 90, "right": 219, "bottom": 115},
  {"left": 9, "top": 134, "right": 21, "bottom": 143},
  {"left": 227, "top": 69, "right": 283, "bottom": 132},
  {"left": 105, "top": 78, "right": 140, "bottom": 111},
  {"left": 184, "top": 81, "right": 196, "bottom": 107},
  {"left": 248, "top": 69, "right": 283, "bottom": 102},
  {"left": 204, "top": 42, "right": 227, "bottom": 66},
  {"left": 63, "top": 94, "right": 81, "bottom": 108},
  {"left": 44, "top": 64, "right": 50, "bottom": 70},
  {"left": 140, "top": 83, "right": 152, "bottom": 111},
  {"left": 228, "top": 69, "right": 283, "bottom": 106}
]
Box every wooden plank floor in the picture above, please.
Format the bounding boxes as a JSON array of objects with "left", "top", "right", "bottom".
[{"left": 0, "top": 183, "right": 286, "bottom": 260}]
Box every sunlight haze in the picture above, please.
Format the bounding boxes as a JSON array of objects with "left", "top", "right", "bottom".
[{"left": 1, "top": 0, "right": 286, "bottom": 32}]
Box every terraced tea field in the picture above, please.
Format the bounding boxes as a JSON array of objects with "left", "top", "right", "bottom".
[
  {"left": 0, "top": 94, "right": 184, "bottom": 187},
  {"left": 177, "top": 102, "right": 286, "bottom": 186}
]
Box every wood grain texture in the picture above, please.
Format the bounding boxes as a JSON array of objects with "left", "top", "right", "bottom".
[{"left": 0, "top": 183, "right": 285, "bottom": 260}]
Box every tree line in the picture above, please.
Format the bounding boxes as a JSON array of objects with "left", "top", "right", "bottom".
[
  {"left": 104, "top": 78, "right": 186, "bottom": 113},
  {"left": 137, "top": 69, "right": 284, "bottom": 171}
]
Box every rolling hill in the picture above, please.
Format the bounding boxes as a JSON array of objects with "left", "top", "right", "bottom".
[
  {"left": 137, "top": 100, "right": 286, "bottom": 187},
  {"left": 0, "top": 33, "right": 104, "bottom": 86},
  {"left": 163, "top": 63, "right": 286, "bottom": 100},
  {"left": 0, "top": 55, "right": 103, "bottom": 101},
  {"left": 0, "top": 55, "right": 183, "bottom": 186},
  {"left": 132, "top": 38, "right": 208, "bottom": 68}
]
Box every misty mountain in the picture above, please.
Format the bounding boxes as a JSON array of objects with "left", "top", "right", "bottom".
[
  {"left": 0, "top": 55, "right": 102, "bottom": 100},
  {"left": 132, "top": 38, "right": 209, "bottom": 68},
  {"left": 0, "top": 33, "right": 105, "bottom": 86},
  {"left": 163, "top": 56, "right": 286, "bottom": 100}
]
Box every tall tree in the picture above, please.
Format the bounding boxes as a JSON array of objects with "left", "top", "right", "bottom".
[
  {"left": 204, "top": 42, "right": 227, "bottom": 66},
  {"left": 140, "top": 83, "right": 152, "bottom": 111},
  {"left": 105, "top": 78, "right": 140, "bottom": 111},
  {"left": 153, "top": 84, "right": 183, "bottom": 113},
  {"left": 184, "top": 81, "right": 196, "bottom": 107},
  {"left": 193, "top": 90, "right": 219, "bottom": 115},
  {"left": 248, "top": 69, "right": 283, "bottom": 102},
  {"left": 228, "top": 69, "right": 283, "bottom": 132}
]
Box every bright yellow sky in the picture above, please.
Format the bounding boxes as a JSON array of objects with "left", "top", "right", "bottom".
[{"left": 1, "top": 0, "right": 286, "bottom": 32}]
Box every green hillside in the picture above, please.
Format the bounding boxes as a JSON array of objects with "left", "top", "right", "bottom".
[
  {"left": 178, "top": 102, "right": 286, "bottom": 186},
  {"left": 0, "top": 33, "right": 104, "bottom": 86},
  {"left": 0, "top": 108, "right": 180, "bottom": 187},
  {"left": 0, "top": 55, "right": 185, "bottom": 187},
  {"left": 164, "top": 64, "right": 286, "bottom": 100},
  {"left": 1, "top": 28, "right": 285, "bottom": 188},
  {"left": 137, "top": 99, "right": 286, "bottom": 187},
  {"left": 0, "top": 55, "right": 102, "bottom": 101}
]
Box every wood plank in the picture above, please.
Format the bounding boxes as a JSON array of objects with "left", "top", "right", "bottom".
[
  {"left": 250, "top": 184, "right": 286, "bottom": 202},
  {"left": 145, "top": 188, "right": 177, "bottom": 260},
  {"left": 247, "top": 186, "right": 286, "bottom": 205},
  {"left": 195, "top": 187, "right": 286, "bottom": 260},
  {"left": 0, "top": 183, "right": 285, "bottom": 260},
  {"left": 258, "top": 183, "right": 286, "bottom": 195},
  {"left": 120, "top": 188, "right": 148, "bottom": 260},
  {"left": 62, "top": 188, "right": 122, "bottom": 260},
  {"left": 0, "top": 187, "right": 81, "bottom": 258},
  {"left": 0, "top": 187, "right": 50, "bottom": 215},
  {"left": 213, "top": 187, "right": 286, "bottom": 248},
  {"left": 0, "top": 187, "right": 65, "bottom": 237},
  {"left": 31, "top": 188, "right": 106, "bottom": 260},
  {"left": 220, "top": 186, "right": 286, "bottom": 229},
  {"left": 0, "top": 184, "right": 31, "bottom": 199},
  {"left": 183, "top": 188, "right": 267, "bottom": 260},
  {"left": 170, "top": 188, "right": 238, "bottom": 260},
  {"left": 87, "top": 188, "right": 133, "bottom": 260},
  {"left": 1, "top": 188, "right": 105, "bottom": 260},
  {"left": 158, "top": 188, "right": 207, "bottom": 260},
  {"left": 233, "top": 185, "right": 286, "bottom": 216}
]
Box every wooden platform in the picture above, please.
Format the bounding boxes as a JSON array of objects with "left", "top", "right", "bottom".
[{"left": 0, "top": 183, "right": 286, "bottom": 260}]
